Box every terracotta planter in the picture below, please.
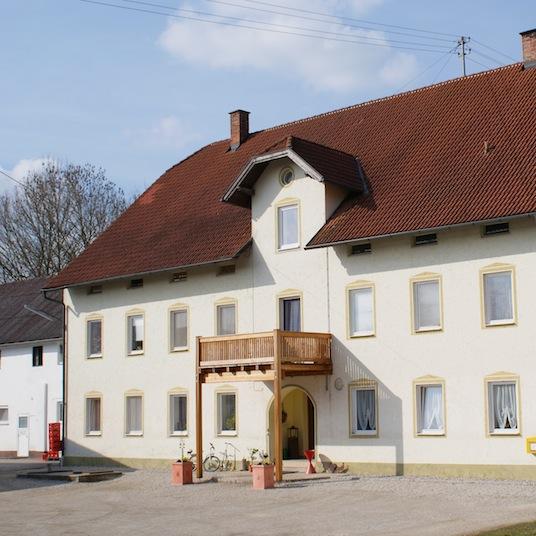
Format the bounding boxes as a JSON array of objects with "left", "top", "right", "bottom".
[
  {"left": 252, "top": 464, "right": 275, "bottom": 489},
  {"left": 171, "top": 461, "right": 193, "bottom": 485}
]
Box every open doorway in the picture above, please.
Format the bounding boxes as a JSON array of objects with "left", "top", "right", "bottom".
[{"left": 268, "top": 386, "right": 315, "bottom": 460}]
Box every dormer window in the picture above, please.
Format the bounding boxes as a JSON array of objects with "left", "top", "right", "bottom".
[{"left": 277, "top": 203, "right": 299, "bottom": 250}]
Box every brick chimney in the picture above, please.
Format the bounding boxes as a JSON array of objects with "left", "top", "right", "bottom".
[
  {"left": 520, "top": 28, "right": 536, "bottom": 67},
  {"left": 229, "top": 110, "right": 250, "bottom": 150}
]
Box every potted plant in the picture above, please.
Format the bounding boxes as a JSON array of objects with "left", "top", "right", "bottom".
[
  {"left": 172, "top": 441, "right": 193, "bottom": 485},
  {"left": 251, "top": 450, "right": 275, "bottom": 490},
  {"left": 247, "top": 448, "right": 259, "bottom": 472}
]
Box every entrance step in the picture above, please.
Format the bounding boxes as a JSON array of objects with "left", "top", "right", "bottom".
[{"left": 283, "top": 459, "right": 308, "bottom": 472}]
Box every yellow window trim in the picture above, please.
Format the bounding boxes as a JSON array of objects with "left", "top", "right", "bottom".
[
  {"left": 348, "top": 380, "right": 379, "bottom": 438},
  {"left": 168, "top": 389, "right": 189, "bottom": 437},
  {"left": 276, "top": 289, "right": 304, "bottom": 331},
  {"left": 345, "top": 281, "right": 376, "bottom": 339},
  {"left": 215, "top": 389, "right": 238, "bottom": 438},
  {"left": 484, "top": 372, "right": 521, "bottom": 437},
  {"left": 84, "top": 392, "right": 103, "bottom": 437},
  {"left": 412, "top": 377, "right": 446, "bottom": 438},
  {"left": 409, "top": 273, "right": 444, "bottom": 334},
  {"left": 274, "top": 197, "right": 301, "bottom": 253},
  {"left": 168, "top": 304, "right": 190, "bottom": 353},
  {"left": 479, "top": 263, "right": 517, "bottom": 328},
  {"left": 125, "top": 309, "right": 146, "bottom": 356},
  {"left": 124, "top": 391, "right": 144, "bottom": 438},
  {"left": 214, "top": 298, "right": 238, "bottom": 336}
]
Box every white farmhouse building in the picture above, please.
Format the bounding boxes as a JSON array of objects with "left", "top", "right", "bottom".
[
  {"left": 0, "top": 278, "right": 63, "bottom": 458},
  {"left": 46, "top": 30, "right": 536, "bottom": 480}
]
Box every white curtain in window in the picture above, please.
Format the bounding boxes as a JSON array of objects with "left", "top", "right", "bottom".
[
  {"left": 170, "top": 395, "right": 187, "bottom": 433},
  {"left": 278, "top": 205, "right": 298, "bottom": 248},
  {"left": 218, "top": 305, "right": 236, "bottom": 335},
  {"left": 127, "top": 396, "right": 142, "bottom": 433},
  {"left": 484, "top": 272, "right": 513, "bottom": 324},
  {"left": 172, "top": 310, "right": 187, "bottom": 348},
  {"left": 220, "top": 394, "right": 236, "bottom": 431},
  {"left": 349, "top": 288, "right": 373, "bottom": 335},
  {"left": 420, "top": 385, "right": 443, "bottom": 432},
  {"left": 281, "top": 298, "right": 301, "bottom": 331},
  {"left": 413, "top": 280, "right": 440, "bottom": 329},
  {"left": 130, "top": 316, "right": 144, "bottom": 351},
  {"left": 89, "top": 321, "right": 102, "bottom": 355},
  {"left": 353, "top": 389, "right": 376, "bottom": 432},
  {"left": 87, "top": 398, "right": 100, "bottom": 432},
  {"left": 492, "top": 383, "right": 517, "bottom": 430}
]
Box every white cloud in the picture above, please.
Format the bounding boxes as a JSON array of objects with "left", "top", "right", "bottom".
[
  {"left": 0, "top": 158, "right": 52, "bottom": 193},
  {"left": 124, "top": 115, "right": 200, "bottom": 149},
  {"left": 158, "top": 0, "right": 418, "bottom": 92}
]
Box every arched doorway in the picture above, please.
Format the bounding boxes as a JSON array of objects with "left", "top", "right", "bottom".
[{"left": 268, "top": 386, "right": 315, "bottom": 460}]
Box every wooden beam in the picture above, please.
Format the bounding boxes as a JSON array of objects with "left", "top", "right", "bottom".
[
  {"left": 273, "top": 329, "right": 283, "bottom": 482},
  {"left": 195, "top": 336, "right": 203, "bottom": 479},
  {"left": 204, "top": 370, "right": 275, "bottom": 383}
]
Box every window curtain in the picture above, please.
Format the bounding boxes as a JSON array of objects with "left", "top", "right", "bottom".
[
  {"left": 220, "top": 394, "right": 236, "bottom": 431},
  {"left": 350, "top": 288, "right": 373, "bottom": 335},
  {"left": 218, "top": 305, "right": 236, "bottom": 335},
  {"left": 127, "top": 396, "right": 142, "bottom": 433},
  {"left": 171, "top": 395, "right": 187, "bottom": 432},
  {"left": 420, "top": 385, "right": 443, "bottom": 431},
  {"left": 492, "top": 383, "right": 517, "bottom": 430},
  {"left": 484, "top": 272, "right": 513, "bottom": 324},
  {"left": 89, "top": 321, "right": 102, "bottom": 354},
  {"left": 354, "top": 389, "right": 376, "bottom": 432},
  {"left": 172, "top": 311, "right": 187, "bottom": 348},
  {"left": 130, "top": 316, "right": 144, "bottom": 350},
  {"left": 87, "top": 398, "right": 100, "bottom": 432},
  {"left": 282, "top": 298, "right": 301, "bottom": 331},
  {"left": 279, "top": 205, "right": 298, "bottom": 247},
  {"left": 414, "top": 281, "right": 440, "bottom": 329}
]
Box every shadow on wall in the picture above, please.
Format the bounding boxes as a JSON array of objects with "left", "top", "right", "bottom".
[{"left": 62, "top": 441, "right": 137, "bottom": 469}]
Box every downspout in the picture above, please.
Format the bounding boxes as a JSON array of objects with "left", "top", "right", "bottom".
[
  {"left": 43, "top": 288, "right": 66, "bottom": 458},
  {"left": 325, "top": 247, "right": 331, "bottom": 392}
]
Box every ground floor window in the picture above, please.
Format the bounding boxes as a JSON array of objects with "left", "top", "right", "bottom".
[
  {"left": 350, "top": 383, "right": 377, "bottom": 436},
  {"left": 56, "top": 401, "right": 64, "bottom": 422},
  {"left": 0, "top": 406, "right": 8, "bottom": 424},
  {"left": 85, "top": 397, "right": 101, "bottom": 435},
  {"left": 416, "top": 383, "right": 445, "bottom": 435},
  {"left": 126, "top": 395, "right": 143, "bottom": 436},
  {"left": 217, "top": 392, "right": 236, "bottom": 435},
  {"left": 169, "top": 394, "right": 187, "bottom": 435},
  {"left": 487, "top": 379, "right": 519, "bottom": 435}
]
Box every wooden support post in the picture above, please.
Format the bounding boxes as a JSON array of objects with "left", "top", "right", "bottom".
[
  {"left": 273, "top": 329, "right": 283, "bottom": 482},
  {"left": 195, "top": 336, "right": 203, "bottom": 479}
]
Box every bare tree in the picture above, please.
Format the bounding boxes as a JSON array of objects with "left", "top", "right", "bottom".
[{"left": 0, "top": 160, "right": 128, "bottom": 282}]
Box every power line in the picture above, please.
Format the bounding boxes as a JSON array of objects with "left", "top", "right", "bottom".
[
  {"left": 471, "top": 48, "right": 505, "bottom": 66},
  {"left": 471, "top": 38, "right": 517, "bottom": 63},
  {"left": 0, "top": 169, "right": 25, "bottom": 188},
  {"left": 114, "top": 0, "right": 452, "bottom": 49},
  {"left": 77, "top": 0, "right": 454, "bottom": 53},
  {"left": 466, "top": 56, "right": 495, "bottom": 71},
  {"left": 431, "top": 49, "right": 453, "bottom": 83}
]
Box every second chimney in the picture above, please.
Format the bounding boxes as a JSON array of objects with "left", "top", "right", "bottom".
[
  {"left": 229, "top": 110, "right": 250, "bottom": 150},
  {"left": 521, "top": 28, "right": 536, "bottom": 67}
]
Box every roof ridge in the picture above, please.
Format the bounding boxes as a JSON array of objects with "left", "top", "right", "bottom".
[{"left": 262, "top": 63, "right": 522, "bottom": 134}]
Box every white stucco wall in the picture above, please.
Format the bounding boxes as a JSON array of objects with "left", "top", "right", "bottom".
[
  {"left": 0, "top": 341, "right": 63, "bottom": 455},
  {"left": 64, "top": 157, "right": 536, "bottom": 474}
]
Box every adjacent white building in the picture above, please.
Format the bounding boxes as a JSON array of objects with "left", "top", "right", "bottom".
[
  {"left": 0, "top": 278, "right": 63, "bottom": 458},
  {"left": 46, "top": 30, "right": 536, "bottom": 479}
]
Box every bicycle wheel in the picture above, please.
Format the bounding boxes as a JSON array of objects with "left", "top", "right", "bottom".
[
  {"left": 189, "top": 455, "right": 197, "bottom": 471},
  {"left": 203, "top": 455, "right": 221, "bottom": 472}
]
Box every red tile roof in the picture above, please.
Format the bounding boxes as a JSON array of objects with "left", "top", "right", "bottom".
[{"left": 47, "top": 64, "right": 536, "bottom": 289}]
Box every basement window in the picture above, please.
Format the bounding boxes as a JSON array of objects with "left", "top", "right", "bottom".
[
  {"left": 88, "top": 285, "right": 103, "bottom": 295},
  {"left": 350, "top": 243, "right": 372, "bottom": 255},
  {"left": 483, "top": 222, "right": 509, "bottom": 236},
  {"left": 414, "top": 233, "right": 437, "bottom": 246},
  {"left": 129, "top": 279, "right": 144, "bottom": 289}
]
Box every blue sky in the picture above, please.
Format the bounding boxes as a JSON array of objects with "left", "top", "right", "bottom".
[{"left": 0, "top": 0, "right": 532, "bottom": 196}]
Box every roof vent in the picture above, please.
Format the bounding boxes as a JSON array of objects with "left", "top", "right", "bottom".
[
  {"left": 88, "top": 285, "right": 103, "bottom": 295},
  {"left": 483, "top": 222, "right": 509, "bottom": 236},
  {"left": 171, "top": 271, "right": 188, "bottom": 283},
  {"left": 217, "top": 264, "right": 236, "bottom": 276},
  {"left": 229, "top": 110, "right": 250, "bottom": 150},
  {"left": 414, "top": 233, "right": 437, "bottom": 246},
  {"left": 521, "top": 28, "right": 536, "bottom": 68},
  {"left": 350, "top": 243, "right": 372, "bottom": 255},
  {"left": 128, "top": 278, "right": 144, "bottom": 289}
]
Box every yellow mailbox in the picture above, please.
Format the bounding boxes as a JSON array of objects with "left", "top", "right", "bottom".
[{"left": 526, "top": 437, "right": 536, "bottom": 454}]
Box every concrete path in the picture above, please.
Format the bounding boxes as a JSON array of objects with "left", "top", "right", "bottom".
[{"left": 1, "top": 464, "right": 536, "bottom": 535}]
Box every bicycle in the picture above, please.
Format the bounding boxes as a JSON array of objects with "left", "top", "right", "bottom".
[{"left": 183, "top": 442, "right": 240, "bottom": 472}]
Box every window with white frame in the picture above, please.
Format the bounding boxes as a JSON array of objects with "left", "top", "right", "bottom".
[
  {"left": 127, "top": 314, "right": 144, "bottom": 353},
  {"left": 416, "top": 384, "right": 445, "bottom": 435},
  {"left": 277, "top": 203, "right": 299, "bottom": 250},
  {"left": 348, "top": 286, "right": 374, "bottom": 337},
  {"left": 483, "top": 270, "right": 514, "bottom": 326},
  {"left": 87, "top": 319, "right": 102, "bottom": 357},
  {"left": 279, "top": 296, "right": 301, "bottom": 331},
  {"left": 216, "top": 303, "right": 236, "bottom": 336},
  {"left": 350, "top": 384, "right": 377, "bottom": 436},
  {"left": 217, "top": 392, "right": 236, "bottom": 435},
  {"left": 0, "top": 406, "right": 8, "bottom": 424},
  {"left": 412, "top": 279, "right": 441, "bottom": 332},
  {"left": 487, "top": 380, "right": 519, "bottom": 434},
  {"left": 126, "top": 395, "right": 143, "bottom": 436},
  {"left": 169, "top": 394, "right": 187, "bottom": 435},
  {"left": 85, "top": 397, "right": 101, "bottom": 435},
  {"left": 170, "top": 309, "right": 188, "bottom": 350},
  {"left": 56, "top": 401, "right": 64, "bottom": 422}
]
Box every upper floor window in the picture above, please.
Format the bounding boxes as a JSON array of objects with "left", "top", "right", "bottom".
[
  {"left": 127, "top": 314, "right": 144, "bottom": 354},
  {"left": 412, "top": 277, "right": 442, "bottom": 332},
  {"left": 279, "top": 296, "right": 301, "bottom": 331},
  {"left": 277, "top": 203, "right": 299, "bottom": 250},
  {"left": 170, "top": 309, "right": 188, "bottom": 351},
  {"left": 32, "top": 346, "right": 43, "bottom": 367},
  {"left": 87, "top": 319, "right": 102, "bottom": 358},
  {"left": 482, "top": 267, "right": 515, "bottom": 327},
  {"left": 415, "top": 383, "right": 445, "bottom": 435},
  {"left": 348, "top": 284, "right": 375, "bottom": 337},
  {"left": 486, "top": 378, "right": 519, "bottom": 435},
  {"left": 216, "top": 303, "right": 236, "bottom": 336}
]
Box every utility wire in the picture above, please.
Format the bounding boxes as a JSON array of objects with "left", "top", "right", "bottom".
[
  {"left": 471, "top": 48, "right": 505, "bottom": 66},
  {"left": 78, "top": 0, "right": 454, "bottom": 53},
  {"left": 467, "top": 56, "right": 495, "bottom": 71},
  {"left": 0, "top": 169, "right": 25, "bottom": 188},
  {"left": 115, "top": 0, "right": 453, "bottom": 49},
  {"left": 472, "top": 38, "right": 517, "bottom": 63},
  {"left": 431, "top": 49, "right": 453, "bottom": 83}
]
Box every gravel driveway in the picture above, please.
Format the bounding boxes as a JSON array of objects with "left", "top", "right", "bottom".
[{"left": 1, "top": 461, "right": 536, "bottom": 536}]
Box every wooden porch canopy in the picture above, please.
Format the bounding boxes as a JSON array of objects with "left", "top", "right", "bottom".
[{"left": 195, "top": 329, "right": 332, "bottom": 481}]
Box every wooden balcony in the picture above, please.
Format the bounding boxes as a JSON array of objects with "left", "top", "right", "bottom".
[{"left": 196, "top": 329, "right": 332, "bottom": 382}]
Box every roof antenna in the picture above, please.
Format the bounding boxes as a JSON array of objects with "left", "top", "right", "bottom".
[{"left": 457, "top": 36, "right": 471, "bottom": 76}]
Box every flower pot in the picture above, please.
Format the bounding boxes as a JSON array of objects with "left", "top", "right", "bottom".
[
  {"left": 252, "top": 464, "right": 275, "bottom": 490},
  {"left": 172, "top": 461, "right": 193, "bottom": 485}
]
